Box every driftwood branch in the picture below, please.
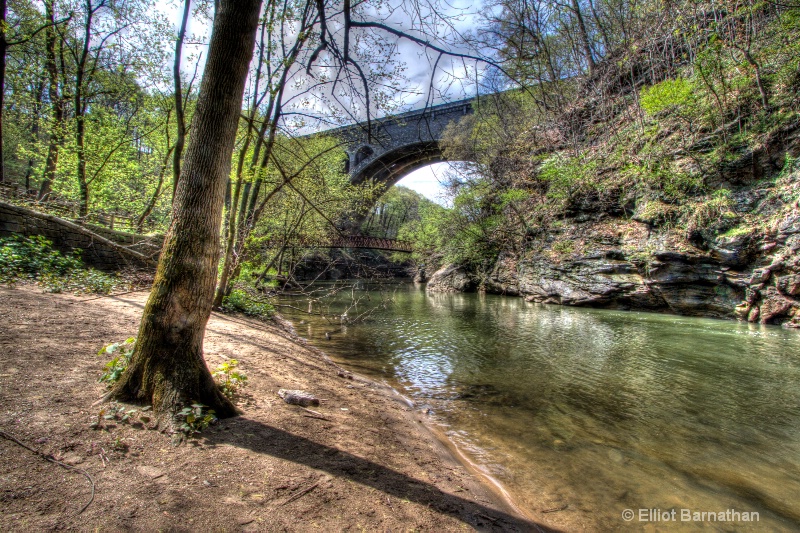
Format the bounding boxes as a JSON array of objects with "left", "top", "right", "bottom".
[
  {"left": 0, "top": 429, "right": 95, "bottom": 514},
  {"left": 281, "top": 482, "right": 319, "bottom": 505},
  {"left": 278, "top": 389, "right": 320, "bottom": 407}
]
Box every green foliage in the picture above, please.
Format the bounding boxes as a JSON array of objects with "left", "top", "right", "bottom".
[
  {"left": 96, "top": 403, "right": 152, "bottom": 428},
  {"left": 499, "top": 188, "right": 529, "bottom": 205},
  {"left": 177, "top": 404, "right": 217, "bottom": 436},
  {"left": 222, "top": 289, "right": 274, "bottom": 318},
  {"left": 362, "top": 186, "right": 427, "bottom": 239},
  {"left": 41, "top": 269, "right": 120, "bottom": 294},
  {"left": 397, "top": 198, "right": 450, "bottom": 261},
  {"left": 686, "top": 189, "right": 738, "bottom": 232},
  {"left": 778, "top": 154, "right": 798, "bottom": 181},
  {"left": 635, "top": 200, "right": 680, "bottom": 228},
  {"left": 0, "top": 235, "right": 82, "bottom": 282},
  {"left": 539, "top": 153, "right": 597, "bottom": 201},
  {"left": 98, "top": 337, "right": 136, "bottom": 385},
  {"left": 625, "top": 161, "right": 704, "bottom": 201},
  {"left": 551, "top": 240, "right": 575, "bottom": 256},
  {"left": 550, "top": 241, "right": 575, "bottom": 256},
  {"left": 719, "top": 224, "right": 754, "bottom": 239},
  {"left": 213, "top": 359, "right": 248, "bottom": 399},
  {"left": 0, "top": 235, "right": 124, "bottom": 293},
  {"left": 640, "top": 78, "right": 699, "bottom": 117}
]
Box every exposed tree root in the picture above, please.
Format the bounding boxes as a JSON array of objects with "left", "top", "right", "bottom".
[{"left": 107, "top": 345, "right": 238, "bottom": 420}]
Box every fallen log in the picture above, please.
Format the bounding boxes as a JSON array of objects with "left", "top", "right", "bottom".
[{"left": 278, "top": 389, "right": 320, "bottom": 407}]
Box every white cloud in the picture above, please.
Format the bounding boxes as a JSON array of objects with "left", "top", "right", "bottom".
[{"left": 396, "top": 162, "right": 457, "bottom": 207}]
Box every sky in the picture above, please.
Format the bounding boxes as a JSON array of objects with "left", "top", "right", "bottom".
[
  {"left": 396, "top": 162, "right": 454, "bottom": 206},
  {"left": 162, "top": 0, "right": 491, "bottom": 207}
]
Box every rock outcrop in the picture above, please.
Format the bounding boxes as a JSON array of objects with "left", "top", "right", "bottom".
[
  {"left": 427, "top": 199, "right": 800, "bottom": 327},
  {"left": 426, "top": 264, "right": 478, "bottom": 292}
]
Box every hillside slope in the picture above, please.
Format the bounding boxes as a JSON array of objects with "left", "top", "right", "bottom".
[{"left": 419, "top": 6, "right": 800, "bottom": 326}]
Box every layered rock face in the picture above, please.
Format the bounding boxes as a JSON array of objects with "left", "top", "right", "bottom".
[
  {"left": 738, "top": 215, "right": 800, "bottom": 326},
  {"left": 427, "top": 184, "right": 800, "bottom": 327}
]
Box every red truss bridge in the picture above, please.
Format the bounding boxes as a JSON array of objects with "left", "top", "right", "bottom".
[{"left": 270, "top": 235, "right": 413, "bottom": 252}]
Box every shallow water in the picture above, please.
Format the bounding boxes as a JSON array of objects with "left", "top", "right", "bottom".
[{"left": 278, "top": 283, "right": 800, "bottom": 530}]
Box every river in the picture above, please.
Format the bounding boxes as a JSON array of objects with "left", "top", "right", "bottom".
[{"left": 276, "top": 282, "right": 800, "bottom": 531}]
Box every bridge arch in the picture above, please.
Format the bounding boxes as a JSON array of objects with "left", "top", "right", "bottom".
[
  {"left": 350, "top": 141, "right": 447, "bottom": 191},
  {"left": 319, "top": 96, "right": 482, "bottom": 231},
  {"left": 324, "top": 96, "right": 477, "bottom": 190}
]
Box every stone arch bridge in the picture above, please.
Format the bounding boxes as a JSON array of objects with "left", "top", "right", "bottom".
[{"left": 321, "top": 96, "right": 477, "bottom": 190}]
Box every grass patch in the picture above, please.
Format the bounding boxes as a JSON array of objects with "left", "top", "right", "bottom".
[
  {"left": 222, "top": 288, "right": 274, "bottom": 319},
  {"left": 551, "top": 240, "right": 575, "bottom": 255}
]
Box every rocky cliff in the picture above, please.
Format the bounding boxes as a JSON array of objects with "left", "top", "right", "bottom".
[{"left": 428, "top": 168, "right": 800, "bottom": 327}]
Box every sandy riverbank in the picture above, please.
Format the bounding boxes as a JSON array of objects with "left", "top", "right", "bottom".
[{"left": 0, "top": 285, "right": 550, "bottom": 531}]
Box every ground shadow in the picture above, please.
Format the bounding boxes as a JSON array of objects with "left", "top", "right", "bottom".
[{"left": 203, "top": 416, "right": 557, "bottom": 532}]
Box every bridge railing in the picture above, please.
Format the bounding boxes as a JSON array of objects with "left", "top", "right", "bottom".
[
  {"left": 327, "top": 235, "right": 413, "bottom": 252},
  {"left": 263, "top": 235, "right": 413, "bottom": 252}
]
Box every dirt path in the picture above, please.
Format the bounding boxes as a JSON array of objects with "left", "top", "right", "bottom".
[{"left": 0, "top": 285, "right": 550, "bottom": 532}]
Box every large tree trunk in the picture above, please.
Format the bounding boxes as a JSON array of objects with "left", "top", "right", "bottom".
[
  {"left": 0, "top": 0, "right": 7, "bottom": 183},
  {"left": 109, "top": 0, "right": 262, "bottom": 419},
  {"left": 39, "top": 0, "right": 66, "bottom": 200}
]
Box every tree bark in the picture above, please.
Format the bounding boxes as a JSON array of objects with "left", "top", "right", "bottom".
[
  {"left": 39, "top": 0, "right": 65, "bottom": 200},
  {"left": 570, "top": 0, "right": 596, "bottom": 74},
  {"left": 109, "top": 0, "right": 262, "bottom": 418},
  {"left": 74, "top": 0, "right": 94, "bottom": 217},
  {"left": 172, "top": 0, "right": 191, "bottom": 202},
  {"left": 0, "top": 0, "right": 8, "bottom": 183}
]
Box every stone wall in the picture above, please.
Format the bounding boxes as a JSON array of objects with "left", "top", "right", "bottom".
[{"left": 0, "top": 201, "right": 161, "bottom": 271}]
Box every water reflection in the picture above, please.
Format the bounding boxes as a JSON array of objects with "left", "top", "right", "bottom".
[{"left": 278, "top": 284, "right": 800, "bottom": 530}]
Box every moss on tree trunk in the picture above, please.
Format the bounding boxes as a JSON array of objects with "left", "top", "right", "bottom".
[{"left": 109, "top": 0, "right": 262, "bottom": 418}]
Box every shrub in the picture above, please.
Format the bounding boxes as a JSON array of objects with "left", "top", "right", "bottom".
[
  {"left": 98, "top": 337, "right": 136, "bottom": 385},
  {"left": 0, "top": 235, "right": 81, "bottom": 283},
  {"left": 213, "top": 359, "right": 248, "bottom": 399},
  {"left": 539, "top": 153, "right": 597, "bottom": 201},
  {"left": 177, "top": 404, "right": 217, "bottom": 435},
  {"left": 685, "top": 189, "right": 737, "bottom": 233},
  {"left": 222, "top": 288, "right": 274, "bottom": 318},
  {"left": 551, "top": 240, "right": 575, "bottom": 255},
  {"left": 640, "top": 78, "right": 698, "bottom": 117},
  {"left": 0, "top": 235, "right": 124, "bottom": 294}
]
